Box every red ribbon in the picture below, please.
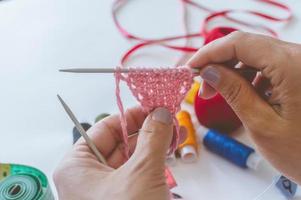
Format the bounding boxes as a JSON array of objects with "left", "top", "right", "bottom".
[{"left": 112, "top": 0, "right": 292, "bottom": 65}]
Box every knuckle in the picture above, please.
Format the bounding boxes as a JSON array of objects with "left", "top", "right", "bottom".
[
  {"left": 283, "top": 43, "right": 301, "bottom": 64},
  {"left": 221, "top": 81, "right": 243, "bottom": 107},
  {"left": 277, "top": 43, "right": 291, "bottom": 62},
  {"left": 260, "top": 37, "right": 289, "bottom": 67},
  {"left": 227, "top": 31, "right": 247, "bottom": 41}
]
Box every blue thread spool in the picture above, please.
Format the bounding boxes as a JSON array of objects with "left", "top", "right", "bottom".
[{"left": 196, "top": 126, "right": 261, "bottom": 169}]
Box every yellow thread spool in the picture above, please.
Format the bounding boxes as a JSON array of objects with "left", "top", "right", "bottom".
[
  {"left": 177, "top": 110, "right": 198, "bottom": 162},
  {"left": 0, "top": 164, "right": 10, "bottom": 179},
  {"left": 184, "top": 81, "right": 201, "bottom": 104}
]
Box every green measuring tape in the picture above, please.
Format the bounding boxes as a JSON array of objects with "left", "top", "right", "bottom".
[{"left": 0, "top": 164, "right": 54, "bottom": 200}]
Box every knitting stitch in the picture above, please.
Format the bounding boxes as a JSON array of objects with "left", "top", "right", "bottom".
[{"left": 115, "top": 66, "right": 193, "bottom": 158}]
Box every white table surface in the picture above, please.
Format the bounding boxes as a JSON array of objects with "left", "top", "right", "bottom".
[{"left": 0, "top": 0, "right": 300, "bottom": 199}]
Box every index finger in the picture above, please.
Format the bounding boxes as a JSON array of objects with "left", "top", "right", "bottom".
[{"left": 187, "top": 31, "right": 285, "bottom": 70}]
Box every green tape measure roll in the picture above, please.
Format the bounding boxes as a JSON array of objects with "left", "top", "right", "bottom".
[{"left": 0, "top": 164, "right": 54, "bottom": 200}]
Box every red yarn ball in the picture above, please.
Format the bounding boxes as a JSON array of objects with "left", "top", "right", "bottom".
[
  {"left": 194, "top": 93, "right": 241, "bottom": 133},
  {"left": 194, "top": 27, "right": 241, "bottom": 133}
]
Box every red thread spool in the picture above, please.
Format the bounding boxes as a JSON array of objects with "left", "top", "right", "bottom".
[{"left": 195, "top": 27, "right": 243, "bottom": 133}]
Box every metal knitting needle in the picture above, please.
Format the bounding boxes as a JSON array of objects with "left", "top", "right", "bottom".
[
  {"left": 57, "top": 95, "right": 108, "bottom": 165},
  {"left": 59, "top": 67, "right": 258, "bottom": 74},
  {"left": 59, "top": 68, "right": 132, "bottom": 73},
  {"left": 59, "top": 67, "right": 201, "bottom": 74}
]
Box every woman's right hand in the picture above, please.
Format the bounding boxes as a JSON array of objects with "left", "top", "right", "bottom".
[{"left": 187, "top": 31, "right": 301, "bottom": 184}]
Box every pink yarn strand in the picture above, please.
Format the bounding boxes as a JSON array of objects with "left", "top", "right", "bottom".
[
  {"left": 114, "top": 68, "right": 130, "bottom": 159},
  {"left": 172, "top": 117, "right": 181, "bottom": 154}
]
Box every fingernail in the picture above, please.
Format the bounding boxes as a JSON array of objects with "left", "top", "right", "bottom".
[
  {"left": 152, "top": 107, "right": 172, "bottom": 124},
  {"left": 198, "top": 86, "right": 203, "bottom": 97},
  {"left": 201, "top": 66, "right": 220, "bottom": 87}
]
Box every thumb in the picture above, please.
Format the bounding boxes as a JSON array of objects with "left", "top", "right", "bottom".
[
  {"left": 130, "top": 107, "right": 173, "bottom": 165},
  {"left": 200, "top": 65, "right": 276, "bottom": 129}
]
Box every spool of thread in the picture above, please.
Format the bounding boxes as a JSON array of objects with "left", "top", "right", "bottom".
[
  {"left": 73, "top": 122, "right": 91, "bottom": 144},
  {"left": 176, "top": 111, "right": 198, "bottom": 163},
  {"left": 196, "top": 125, "right": 262, "bottom": 170},
  {"left": 94, "top": 113, "right": 110, "bottom": 123},
  {"left": 0, "top": 163, "right": 54, "bottom": 200},
  {"left": 194, "top": 94, "right": 242, "bottom": 133},
  {"left": 184, "top": 80, "right": 200, "bottom": 104}
]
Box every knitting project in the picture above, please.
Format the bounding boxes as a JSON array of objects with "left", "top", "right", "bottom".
[{"left": 115, "top": 66, "right": 193, "bottom": 158}]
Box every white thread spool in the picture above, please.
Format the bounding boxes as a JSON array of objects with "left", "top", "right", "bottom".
[{"left": 180, "top": 145, "right": 197, "bottom": 163}]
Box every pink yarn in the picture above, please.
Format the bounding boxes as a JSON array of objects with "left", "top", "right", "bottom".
[
  {"left": 114, "top": 66, "right": 193, "bottom": 158},
  {"left": 115, "top": 71, "right": 130, "bottom": 159}
]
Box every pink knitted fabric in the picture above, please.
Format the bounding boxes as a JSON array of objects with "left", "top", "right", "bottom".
[{"left": 114, "top": 66, "right": 193, "bottom": 158}]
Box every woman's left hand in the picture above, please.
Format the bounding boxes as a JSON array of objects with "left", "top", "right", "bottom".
[{"left": 53, "top": 107, "right": 175, "bottom": 200}]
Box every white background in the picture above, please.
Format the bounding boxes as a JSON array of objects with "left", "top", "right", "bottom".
[{"left": 0, "top": 0, "right": 300, "bottom": 199}]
